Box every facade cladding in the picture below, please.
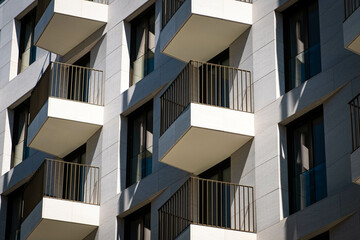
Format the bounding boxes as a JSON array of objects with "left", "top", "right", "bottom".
[{"left": 0, "top": 0, "right": 360, "bottom": 239}]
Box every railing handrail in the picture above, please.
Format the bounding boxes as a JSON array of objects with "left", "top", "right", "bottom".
[
  {"left": 349, "top": 93, "right": 360, "bottom": 152},
  {"left": 29, "top": 61, "right": 104, "bottom": 124},
  {"left": 349, "top": 93, "right": 360, "bottom": 105},
  {"left": 22, "top": 158, "right": 100, "bottom": 223},
  {"left": 344, "top": 0, "right": 360, "bottom": 20},
  {"left": 158, "top": 176, "right": 255, "bottom": 240},
  {"left": 162, "top": 0, "right": 253, "bottom": 29},
  {"left": 160, "top": 60, "right": 253, "bottom": 135},
  {"left": 44, "top": 158, "right": 100, "bottom": 170}
]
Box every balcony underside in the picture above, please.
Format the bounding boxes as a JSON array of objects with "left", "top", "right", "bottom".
[
  {"left": 21, "top": 198, "right": 99, "bottom": 240},
  {"left": 159, "top": 103, "right": 254, "bottom": 174},
  {"left": 35, "top": 0, "right": 108, "bottom": 55},
  {"left": 344, "top": 7, "right": 360, "bottom": 55},
  {"left": 177, "top": 225, "right": 256, "bottom": 240},
  {"left": 160, "top": 0, "right": 252, "bottom": 62},
  {"left": 28, "top": 97, "right": 103, "bottom": 158}
]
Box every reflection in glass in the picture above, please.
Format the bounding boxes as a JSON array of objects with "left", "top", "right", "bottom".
[
  {"left": 11, "top": 100, "right": 30, "bottom": 168},
  {"left": 288, "top": 108, "right": 327, "bottom": 214},
  {"left": 127, "top": 101, "right": 153, "bottom": 187},
  {"left": 18, "top": 8, "right": 37, "bottom": 73},
  {"left": 130, "top": 6, "right": 155, "bottom": 86},
  {"left": 283, "top": 0, "right": 321, "bottom": 92}
]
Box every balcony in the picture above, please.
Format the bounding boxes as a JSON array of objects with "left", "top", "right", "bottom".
[
  {"left": 159, "top": 61, "right": 254, "bottom": 174},
  {"left": 350, "top": 94, "right": 360, "bottom": 184},
  {"left": 158, "top": 177, "right": 256, "bottom": 240},
  {"left": 160, "top": 0, "right": 252, "bottom": 62},
  {"left": 343, "top": 0, "right": 360, "bottom": 54},
  {"left": 28, "top": 62, "right": 104, "bottom": 158},
  {"left": 34, "top": 0, "right": 108, "bottom": 56},
  {"left": 20, "top": 159, "right": 100, "bottom": 240}
]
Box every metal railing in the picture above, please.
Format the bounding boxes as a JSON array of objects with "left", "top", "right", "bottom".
[
  {"left": 160, "top": 60, "right": 253, "bottom": 135},
  {"left": 344, "top": 0, "right": 360, "bottom": 20},
  {"left": 162, "top": 0, "right": 253, "bottom": 28},
  {"left": 350, "top": 94, "right": 360, "bottom": 152},
  {"left": 29, "top": 62, "right": 104, "bottom": 124},
  {"left": 158, "top": 177, "right": 255, "bottom": 240},
  {"left": 22, "top": 159, "right": 100, "bottom": 222},
  {"left": 36, "top": 0, "right": 109, "bottom": 24}
]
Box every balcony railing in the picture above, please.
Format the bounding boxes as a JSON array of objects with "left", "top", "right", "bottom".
[
  {"left": 158, "top": 177, "right": 255, "bottom": 240},
  {"left": 161, "top": 0, "right": 253, "bottom": 28},
  {"left": 344, "top": 0, "right": 360, "bottom": 20},
  {"left": 22, "top": 159, "right": 100, "bottom": 222},
  {"left": 36, "top": 0, "right": 109, "bottom": 24},
  {"left": 29, "top": 62, "right": 104, "bottom": 124},
  {"left": 160, "top": 60, "right": 253, "bottom": 135},
  {"left": 350, "top": 94, "right": 360, "bottom": 152}
]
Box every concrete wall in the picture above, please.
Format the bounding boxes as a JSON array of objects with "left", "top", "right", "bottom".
[{"left": 0, "top": 0, "right": 360, "bottom": 240}]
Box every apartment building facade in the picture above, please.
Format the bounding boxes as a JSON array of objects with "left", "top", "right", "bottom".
[{"left": 0, "top": 0, "right": 359, "bottom": 239}]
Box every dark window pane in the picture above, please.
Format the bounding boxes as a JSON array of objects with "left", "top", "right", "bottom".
[
  {"left": 283, "top": 0, "right": 321, "bottom": 92},
  {"left": 127, "top": 101, "right": 153, "bottom": 187},
  {"left": 287, "top": 107, "right": 327, "bottom": 214},
  {"left": 130, "top": 6, "right": 155, "bottom": 86},
  {"left": 311, "top": 231, "right": 329, "bottom": 240},
  {"left": 5, "top": 187, "right": 24, "bottom": 240},
  {"left": 11, "top": 100, "right": 30, "bottom": 168},
  {"left": 18, "top": 8, "right": 37, "bottom": 73},
  {"left": 125, "top": 205, "right": 151, "bottom": 240}
]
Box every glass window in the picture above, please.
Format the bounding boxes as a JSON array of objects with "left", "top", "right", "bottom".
[
  {"left": 18, "top": 8, "right": 37, "bottom": 73},
  {"left": 126, "top": 101, "right": 153, "bottom": 187},
  {"left": 283, "top": 0, "right": 321, "bottom": 92},
  {"left": 125, "top": 205, "right": 151, "bottom": 240},
  {"left": 287, "top": 107, "right": 327, "bottom": 214},
  {"left": 11, "top": 100, "right": 30, "bottom": 168},
  {"left": 130, "top": 5, "right": 155, "bottom": 86},
  {"left": 200, "top": 49, "right": 230, "bottom": 108},
  {"left": 311, "top": 231, "right": 329, "bottom": 240},
  {"left": 199, "top": 158, "right": 231, "bottom": 227},
  {"left": 5, "top": 187, "right": 24, "bottom": 240}
]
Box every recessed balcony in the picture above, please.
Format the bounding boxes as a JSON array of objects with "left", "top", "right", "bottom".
[
  {"left": 34, "top": 0, "right": 108, "bottom": 56},
  {"left": 158, "top": 177, "right": 256, "bottom": 240},
  {"left": 349, "top": 94, "right": 360, "bottom": 184},
  {"left": 159, "top": 61, "right": 254, "bottom": 174},
  {"left": 343, "top": 0, "right": 360, "bottom": 54},
  {"left": 160, "top": 0, "right": 252, "bottom": 62},
  {"left": 20, "top": 159, "right": 100, "bottom": 240},
  {"left": 27, "top": 62, "right": 104, "bottom": 158}
]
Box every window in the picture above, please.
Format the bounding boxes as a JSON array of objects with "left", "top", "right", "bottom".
[
  {"left": 130, "top": 6, "right": 155, "bottom": 86},
  {"left": 5, "top": 187, "right": 24, "bottom": 240},
  {"left": 125, "top": 205, "right": 151, "bottom": 240},
  {"left": 283, "top": 0, "right": 321, "bottom": 92},
  {"left": 199, "top": 158, "right": 230, "bottom": 182},
  {"left": 199, "top": 158, "right": 231, "bottom": 227},
  {"left": 199, "top": 49, "right": 230, "bottom": 108},
  {"left": 68, "top": 53, "right": 91, "bottom": 102},
  {"left": 62, "top": 145, "right": 86, "bottom": 202},
  {"left": 126, "top": 101, "right": 153, "bottom": 187},
  {"left": 287, "top": 107, "right": 327, "bottom": 214},
  {"left": 11, "top": 100, "right": 30, "bottom": 168},
  {"left": 18, "top": 8, "right": 37, "bottom": 73},
  {"left": 311, "top": 231, "right": 329, "bottom": 240}
]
